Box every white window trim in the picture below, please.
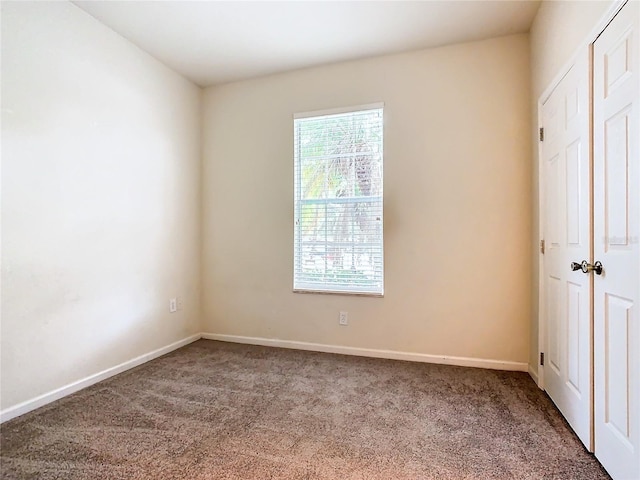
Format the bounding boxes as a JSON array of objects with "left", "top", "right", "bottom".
[
  {"left": 294, "top": 102, "right": 385, "bottom": 120},
  {"left": 293, "top": 103, "right": 385, "bottom": 297}
]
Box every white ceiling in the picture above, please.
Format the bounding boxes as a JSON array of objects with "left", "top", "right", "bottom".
[{"left": 73, "top": 1, "right": 541, "bottom": 87}]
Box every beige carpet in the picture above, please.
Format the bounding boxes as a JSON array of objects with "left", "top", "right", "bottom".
[{"left": 1, "top": 340, "right": 610, "bottom": 479}]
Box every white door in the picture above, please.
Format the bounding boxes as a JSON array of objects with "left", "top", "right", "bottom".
[
  {"left": 541, "top": 47, "right": 592, "bottom": 451},
  {"left": 593, "top": 1, "right": 640, "bottom": 478}
]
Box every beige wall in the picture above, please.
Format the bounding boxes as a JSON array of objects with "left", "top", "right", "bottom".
[
  {"left": 1, "top": 2, "right": 202, "bottom": 410},
  {"left": 529, "top": 1, "right": 615, "bottom": 371},
  {"left": 202, "top": 35, "right": 532, "bottom": 364}
]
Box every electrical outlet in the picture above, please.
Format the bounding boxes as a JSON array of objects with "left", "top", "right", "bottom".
[
  {"left": 169, "top": 298, "right": 177, "bottom": 313},
  {"left": 339, "top": 311, "right": 348, "bottom": 326},
  {"left": 176, "top": 297, "right": 183, "bottom": 311}
]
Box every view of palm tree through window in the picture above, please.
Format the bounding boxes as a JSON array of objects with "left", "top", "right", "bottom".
[{"left": 293, "top": 106, "right": 383, "bottom": 294}]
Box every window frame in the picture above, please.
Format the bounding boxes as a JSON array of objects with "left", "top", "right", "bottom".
[{"left": 293, "top": 103, "right": 385, "bottom": 297}]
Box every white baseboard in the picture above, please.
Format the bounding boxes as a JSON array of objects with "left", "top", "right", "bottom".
[
  {"left": 201, "top": 333, "right": 529, "bottom": 372},
  {"left": 528, "top": 364, "right": 540, "bottom": 387},
  {"left": 2, "top": 332, "right": 530, "bottom": 423},
  {"left": 0, "top": 333, "right": 201, "bottom": 423}
]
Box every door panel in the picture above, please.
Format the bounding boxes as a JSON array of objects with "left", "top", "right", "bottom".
[
  {"left": 604, "top": 107, "right": 631, "bottom": 248},
  {"left": 548, "top": 275, "right": 562, "bottom": 374},
  {"left": 567, "top": 281, "right": 582, "bottom": 394},
  {"left": 604, "top": 294, "right": 632, "bottom": 442},
  {"left": 541, "top": 47, "right": 592, "bottom": 451},
  {"left": 594, "top": 1, "right": 640, "bottom": 478},
  {"left": 566, "top": 140, "right": 582, "bottom": 246}
]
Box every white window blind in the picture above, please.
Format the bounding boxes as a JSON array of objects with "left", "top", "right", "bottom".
[{"left": 294, "top": 105, "right": 384, "bottom": 295}]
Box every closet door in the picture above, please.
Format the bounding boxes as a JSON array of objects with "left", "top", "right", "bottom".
[
  {"left": 593, "top": 1, "right": 640, "bottom": 478},
  {"left": 540, "top": 47, "right": 592, "bottom": 451}
]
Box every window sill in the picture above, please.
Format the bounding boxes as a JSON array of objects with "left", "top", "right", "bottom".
[{"left": 293, "top": 289, "right": 384, "bottom": 298}]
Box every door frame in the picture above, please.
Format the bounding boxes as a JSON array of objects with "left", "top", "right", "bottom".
[{"left": 536, "top": 0, "right": 629, "bottom": 392}]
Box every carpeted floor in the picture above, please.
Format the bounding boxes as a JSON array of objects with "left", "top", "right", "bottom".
[{"left": 0, "top": 340, "right": 610, "bottom": 479}]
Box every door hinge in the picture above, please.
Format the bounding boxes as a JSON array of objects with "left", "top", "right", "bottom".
[
  {"left": 540, "top": 239, "right": 545, "bottom": 254},
  {"left": 540, "top": 352, "right": 545, "bottom": 366},
  {"left": 539, "top": 127, "right": 544, "bottom": 142}
]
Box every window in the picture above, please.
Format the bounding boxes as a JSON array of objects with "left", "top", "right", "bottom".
[{"left": 293, "top": 104, "right": 384, "bottom": 295}]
